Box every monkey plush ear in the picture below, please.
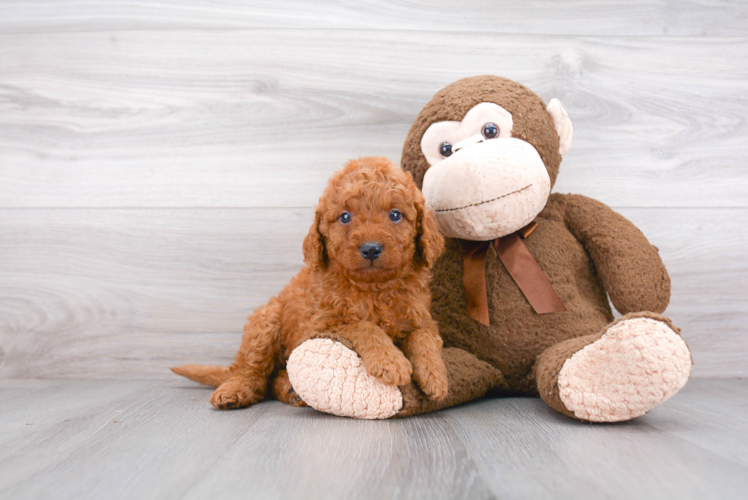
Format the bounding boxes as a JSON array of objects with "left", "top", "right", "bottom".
[
  {"left": 546, "top": 98, "right": 573, "bottom": 156},
  {"left": 303, "top": 212, "right": 328, "bottom": 269}
]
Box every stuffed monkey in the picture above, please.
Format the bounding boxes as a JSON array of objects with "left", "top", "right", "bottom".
[{"left": 287, "top": 76, "right": 693, "bottom": 422}]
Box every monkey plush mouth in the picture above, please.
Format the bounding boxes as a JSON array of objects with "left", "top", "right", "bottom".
[{"left": 434, "top": 184, "right": 533, "bottom": 213}]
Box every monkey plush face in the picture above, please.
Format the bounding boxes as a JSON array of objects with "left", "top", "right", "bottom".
[{"left": 401, "top": 76, "right": 573, "bottom": 241}]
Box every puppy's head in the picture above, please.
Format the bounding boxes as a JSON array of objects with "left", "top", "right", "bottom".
[{"left": 303, "top": 156, "right": 444, "bottom": 283}]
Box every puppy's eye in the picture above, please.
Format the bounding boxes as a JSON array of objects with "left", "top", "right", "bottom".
[
  {"left": 389, "top": 209, "right": 402, "bottom": 223},
  {"left": 482, "top": 122, "right": 499, "bottom": 139},
  {"left": 439, "top": 142, "right": 453, "bottom": 158},
  {"left": 339, "top": 212, "right": 352, "bottom": 224}
]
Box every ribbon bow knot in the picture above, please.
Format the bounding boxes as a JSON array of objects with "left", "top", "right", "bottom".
[{"left": 461, "top": 221, "right": 566, "bottom": 326}]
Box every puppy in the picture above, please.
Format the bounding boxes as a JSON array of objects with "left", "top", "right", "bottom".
[{"left": 172, "top": 156, "right": 448, "bottom": 409}]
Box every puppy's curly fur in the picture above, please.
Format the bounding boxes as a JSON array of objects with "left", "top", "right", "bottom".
[{"left": 172, "top": 157, "right": 447, "bottom": 409}]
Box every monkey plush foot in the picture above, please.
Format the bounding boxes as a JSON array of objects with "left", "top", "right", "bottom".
[
  {"left": 287, "top": 337, "right": 404, "bottom": 419},
  {"left": 538, "top": 313, "right": 692, "bottom": 422}
]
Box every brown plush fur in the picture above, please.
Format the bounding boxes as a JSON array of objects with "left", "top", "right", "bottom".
[
  {"left": 419, "top": 193, "right": 671, "bottom": 394},
  {"left": 172, "top": 156, "right": 448, "bottom": 409},
  {"left": 392, "top": 75, "right": 677, "bottom": 418}
]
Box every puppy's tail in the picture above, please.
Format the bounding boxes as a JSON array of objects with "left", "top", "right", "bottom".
[{"left": 170, "top": 364, "right": 232, "bottom": 387}]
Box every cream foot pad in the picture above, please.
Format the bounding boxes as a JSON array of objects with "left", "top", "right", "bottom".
[
  {"left": 558, "top": 317, "right": 692, "bottom": 422},
  {"left": 287, "top": 338, "right": 403, "bottom": 419}
]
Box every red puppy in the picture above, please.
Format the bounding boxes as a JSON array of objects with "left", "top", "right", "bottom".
[{"left": 172, "top": 156, "right": 448, "bottom": 409}]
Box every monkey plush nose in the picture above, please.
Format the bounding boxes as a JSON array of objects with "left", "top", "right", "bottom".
[
  {"left": 359, "top": 242, "right": 383, "bottom": 261},
  {"left": 451, "top": 133, "right": 485, "bottom": 153}
]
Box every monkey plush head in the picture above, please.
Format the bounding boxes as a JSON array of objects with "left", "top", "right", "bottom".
[{"left": 401, "top": 75, "right": 573, "bottom": 241}]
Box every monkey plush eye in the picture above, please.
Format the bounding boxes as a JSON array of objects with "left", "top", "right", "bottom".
[
  {"left": 482, "top": 122, "right": 499, "bottom": 139},
  {"left": 389, "top": 209, "right": 402, "bottom": 223},
  {"left": 339, "top": 212, "right": 352, "bottom": 224},
  {"left": 421, "top": 103, "right": 513, "bottom": 166}
]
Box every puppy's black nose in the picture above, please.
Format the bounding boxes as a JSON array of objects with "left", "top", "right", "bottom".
[{"left": 359, "top": 242, "right": 383, "bottom": 261}]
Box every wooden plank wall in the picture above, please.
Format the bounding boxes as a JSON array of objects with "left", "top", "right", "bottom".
[{"left": 1, "top": 1, "right": 746, "bottom": 378}]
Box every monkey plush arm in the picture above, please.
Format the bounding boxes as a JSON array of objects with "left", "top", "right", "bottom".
[{"left": 560, "top": 194, "right": 670, "bottom": 314}]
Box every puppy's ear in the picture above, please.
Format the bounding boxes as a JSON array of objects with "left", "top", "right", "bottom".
[
  {"left": 303, "top": 211, "right": 328, "bottom": 269},
  {"left": 414, "top": 191, "right": 445, "bottom": 269}
]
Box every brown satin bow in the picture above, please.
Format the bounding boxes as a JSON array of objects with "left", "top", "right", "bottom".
[{"left": 461, "top": 221, "right": 566, "bottom": 326}]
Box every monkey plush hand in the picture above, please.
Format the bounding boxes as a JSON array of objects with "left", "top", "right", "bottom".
[{"left": 287, "top": 76, "right": 692, "bottom": 422}]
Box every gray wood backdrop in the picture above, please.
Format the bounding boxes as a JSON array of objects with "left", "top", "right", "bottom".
[{"left": 1, "top": 1, "right": 746, "bottom": 379}]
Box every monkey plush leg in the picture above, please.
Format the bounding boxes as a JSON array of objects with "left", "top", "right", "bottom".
[
  {"left": 535, "top": 312, "right": 692, "bottom": 422},
  {"left": 286, "top": 333, "right": 504, "bottom": 419},
  {"left": 397, "top": 346, "right": 506, "bottom": 418}
]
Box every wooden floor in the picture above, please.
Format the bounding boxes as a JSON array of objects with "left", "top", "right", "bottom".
[{"left": 0, "top": 378, "right": 746, "bottom": 500}]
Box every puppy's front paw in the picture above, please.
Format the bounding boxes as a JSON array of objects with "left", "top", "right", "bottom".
[
  {"left": 413, "top": 358, "right": 449, "bottom": 402},
  {"left": 366, "top": 351, "right": 413, "bottom": 386},
  {"left": 210, "top": 377, "right": 258, "bottom": 410}
]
